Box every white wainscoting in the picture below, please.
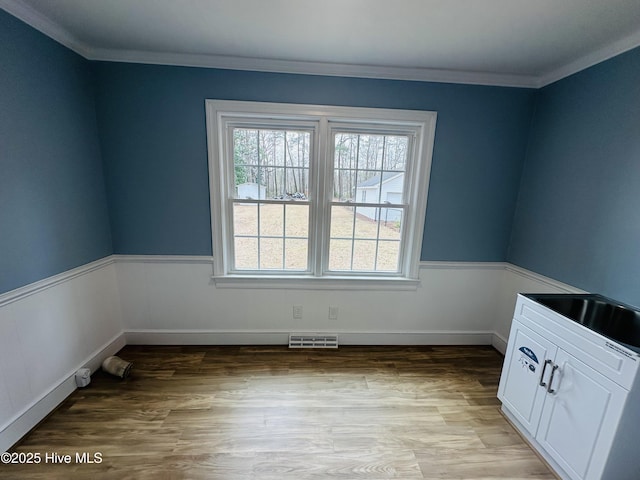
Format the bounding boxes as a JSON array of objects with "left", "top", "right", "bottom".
[
  {"left": 491, "top": 264, "right": 585, "bottom": 353},
  {"left": 0, "top": 258, "right": 125, "bottom": 452},
  {"left": 115, "top": 256, "right": 581, "bottom": 354},
  {"left": 117, "top": 258, "right": 504, "bottom": 346},
  {"left": 0, "top": 254, "right": 581, "bottom": 451}
]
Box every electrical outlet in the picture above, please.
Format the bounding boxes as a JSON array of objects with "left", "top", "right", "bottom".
[
  {"left": 293, "top": 305, "right": 303, "bottom": 319},
  {"left": 328, "top": 306, "right": 339, "bottom": 320}
]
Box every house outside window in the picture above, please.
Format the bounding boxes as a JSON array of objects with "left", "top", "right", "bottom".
[
  {"left": 206, "top": 100, "right": 436, "bottom": 288},
  {"left": 355, "top": 172, "right": 404, "bottom": 223}
]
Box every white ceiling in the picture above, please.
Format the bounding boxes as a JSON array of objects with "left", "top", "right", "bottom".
[{"left": 3, "top": 0, "right": 640, "bottom": 87}]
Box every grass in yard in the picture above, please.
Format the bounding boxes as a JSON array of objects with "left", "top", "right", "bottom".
[{"left": 232, "top": 204, "right": 401, "bottom": 271}]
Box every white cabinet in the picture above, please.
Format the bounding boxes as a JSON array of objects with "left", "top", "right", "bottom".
[
  {"left": 498, "top": 295, "right": 640, "bottom": 480},
  {"left": 499, "top": 320, "right": 557, "bottom": 435},
  {"left": 536, "top": 348, "right": 626, "bottom": 480}
]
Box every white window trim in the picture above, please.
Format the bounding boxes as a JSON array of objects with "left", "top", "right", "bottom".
[{"left": 206, "top": 100, "right": 437, "bottom": 289}]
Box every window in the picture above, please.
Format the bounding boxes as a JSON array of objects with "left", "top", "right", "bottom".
[
  {"left": 231, "top": 127, "right": 311, "bottom": 271},
  {"left": 206, "top": 101, "right": 436, "bottom": 287}
]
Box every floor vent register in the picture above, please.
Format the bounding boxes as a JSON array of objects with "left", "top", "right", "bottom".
[{"left": 288, "top": 334, "right": 339, "bottom": 349}]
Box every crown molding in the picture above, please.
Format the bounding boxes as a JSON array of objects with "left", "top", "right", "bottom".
[
  {"left": 537, "top": 27, "right": 640, "bottom": 87},
  {"left": 85, "top": 47, "right": 539, "bottom": 88},
  {"left": 0, "top": 0, "right": 536, "bottom": 88},
  {"left": 0, "top": 0, "right": 89, "bottom": 57},
  {"left": 3, "top": 0, "right": 640, "bottom": 89}
]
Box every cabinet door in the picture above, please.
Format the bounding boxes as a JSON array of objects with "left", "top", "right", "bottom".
[
  {"left": 498, "top": 320, "right": 557, "bottom": 436},
  {"left": 536, "top": 349, "right": 627, "bottom": 480}
]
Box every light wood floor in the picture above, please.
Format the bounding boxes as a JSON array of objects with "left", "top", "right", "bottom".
[{"left": 2, "top": 345, "right": 556, "bottom": 479}]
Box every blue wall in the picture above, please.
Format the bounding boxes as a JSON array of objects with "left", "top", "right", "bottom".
[
  {"left": 5, "top": 7, "right": 639, "bottom": 307},
  {"left": 509, "top": 47, "right": 640, "bottom": 307},
  {"left": 0, "top": 10, "right": 112, "bottom": 294},
  {"left": 92, "top": 62, "right": 535, "bottom": 260}
]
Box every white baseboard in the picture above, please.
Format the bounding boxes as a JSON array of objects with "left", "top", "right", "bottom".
[
  {"left": 125, "top": 329, "right": 494, "bottom": 346},
  {"left": 0, "top": 333, "right": 126, "bottom": 452},
  {"left": 338, "top": 331, "right": 494, "bottom": 345},
  {"left": 125, "top": 330, "right": 287, "bottom": 345},
  {"left": 492, "top": 332, "right": 508, "bottom": 355}
]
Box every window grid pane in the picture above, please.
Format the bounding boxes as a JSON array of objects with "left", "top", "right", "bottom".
[
  {"left": 376, "top": 240, "right": 401, "bottom": 271},
  {"left": 232, "top": 201, "right": 309, "bottom": 272},
  {"left": 328, "top": 131, "right": 410, "bottom": 274},
  {"left": 285, "top": 239, "right": 308, "bottom": 270},
  {"left": 328, "top": 239, "right": 353, "bottom": 271},
  {"left": 231, "top": 126, "right": 311, "bottom": 272},
  {"left": 234, "top": 237, "right": 258, "bottom": 270},
  {"left": 328, "top": 205, "right": 406, "bottom": 272},
  {"left": 233, "top": 128, "right": 310, "bottom": 201},
  {"left": 259, "top": 238, "right": 283, "bottom": 270}
]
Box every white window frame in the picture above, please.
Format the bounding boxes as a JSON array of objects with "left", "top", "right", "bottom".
[{"left": 206, "top": 100, "right": 436, "bottom": 290}]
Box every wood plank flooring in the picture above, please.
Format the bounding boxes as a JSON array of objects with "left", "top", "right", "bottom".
[{"left": 1, "top": 345, "right": 556, "bottom": 479}]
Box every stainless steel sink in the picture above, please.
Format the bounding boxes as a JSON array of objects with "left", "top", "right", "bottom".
[{"left": 524, "top": 293, "right": 640, "bottom": 353}]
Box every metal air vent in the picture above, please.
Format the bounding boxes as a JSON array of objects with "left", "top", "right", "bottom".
[{"left": 288, "top": 333, "right": 338, "bottom": 349}]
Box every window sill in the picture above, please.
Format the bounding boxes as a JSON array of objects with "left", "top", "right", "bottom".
[{"left": 211, "top": 275, "right": 420, "bottom": 291}]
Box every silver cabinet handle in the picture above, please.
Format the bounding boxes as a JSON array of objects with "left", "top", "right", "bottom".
[
  {"left": 547, "top": 363, "right": 559, "bottom": 394},
  {"left": 539, "top": 359, "right": 552, "bottom": 387}
]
